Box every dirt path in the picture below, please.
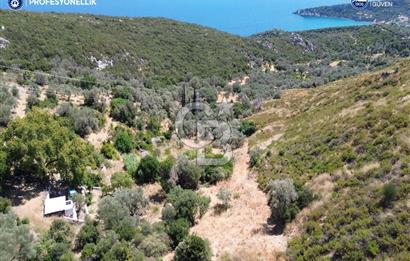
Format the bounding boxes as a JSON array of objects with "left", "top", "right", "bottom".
[
  {"left": 13, "top": 85, "right": 28, "bottom": 119},
  {"left": 191, "top": 141, "right": 287, "bottom": 260}
]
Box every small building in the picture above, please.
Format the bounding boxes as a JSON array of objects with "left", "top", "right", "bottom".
[{"left": 44, "top": 193, "right": 76, "bottom": 219}]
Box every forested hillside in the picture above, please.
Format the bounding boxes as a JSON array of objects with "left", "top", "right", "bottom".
[
  {"left": 249, "top": 58, "right": 410, "bottom": 260},
  {"left": 0, "top": 11, "right": 274, "bottom": 85},
  {"left": 1, "top": 10, "right": 409, "bottom": 93}
]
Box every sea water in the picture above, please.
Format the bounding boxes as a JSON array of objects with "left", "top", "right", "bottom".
[{"left": 1, "top": 0, "right": 370, "bottom": 36}]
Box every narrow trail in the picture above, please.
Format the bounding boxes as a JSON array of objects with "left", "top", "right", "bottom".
[
  {"left": 13, "top": 85, "right": 28, "bottom": 119},
  {"left": 191, "top": 141, "right": 287, "bottom": 260}
]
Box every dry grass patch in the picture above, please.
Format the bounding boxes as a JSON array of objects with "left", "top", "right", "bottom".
[{"left": 191, "top": 142, "right": 287, "bottom": 260}]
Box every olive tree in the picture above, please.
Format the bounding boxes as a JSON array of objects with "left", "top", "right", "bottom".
[
  {"left": 0, "top": 212, "right": 35, "bottom": 260},
  {"left": 166, "top": 187, "right": 210, "bottom": 225},
  {"left": 267, "top": 179, "right": 299, "bottom": 224},
  {"left": 98, "top": 188, "right": 148, "bottom": 229},
  {"left": 174, "top": 235, "right": 211, "bottom": 261},
  {"left": 173, "top": 157, "right": 203, "bottom": 190}
]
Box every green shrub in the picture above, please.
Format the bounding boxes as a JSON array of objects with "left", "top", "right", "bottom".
[
  {"left": 110, "top": 98, "right": 137, "bottom": 126},
  {"left": 162, "top": 204, "right": 176, "bottom": 222},
  {"left": 249, "top": 148, "right": 262, "bottom": 167},
  {"left": 135, "top": 155, "right": 161, "bottom": 184},
  {"left": 47, "top": 220, "right": 73, "bottom": 244},
  {"left": 174, "top": 235, "right": 211, "bottom": 261},
  {"left": 163, "top": 130, "right": 172, "bottom": 140},
  {"left": 267, "top": 179, "right": 299, "bottom": 225},
  {"left": 60, "top": 252, "right": 77, "bottom": 261},
  {"left": 26, "top": 95, "right": 40, "bottom": 110},
  {"left": 48, "top": 243, "right": 73, "bottom": 261},
  {"left": 57, "top": 103, "right": 102, "bottom": 137},
  {"left": 123, "top": 153, "right": 140, "bottom": 174},
  {"left": 82, "top": 171, "right": 102, "bottom": 189},
  {"left": 102, "top": 241, "right": 142, "bottom": 261},
  {"left": 166, "top": 187, "right": 210, "bottom": 225},
  {"left": 94, "top": 231, "right": 118, "bottom": 259},
  {"left": 174, "top": 157, "right": 203, "bottom": 190},
  {"left": 113, "top": 128, "right": 134, "bottom": 154},
  {"left": 101, "top": 142, "right": 119, "bottom": 160},
  {"left": 295, "top": 184, "right": 314, "bottom": 209},
  {"left": 137, "top": 233, "right": 170, "bottom": 257},
  {"left": 202, "top": 166, "right": 225, "bottom": 184},
  {"left": 112, "top": 86, "right": 133, "bottom": 100},
  {"left": 0, "top": 197, "right": 11, "bottom": 214},
  {"left": 80, "top": 74, "right": 97, "bottom": 90},
  {"left": 81, "top": 243, "right": 97, "bottom": 260},
  {"left": 114, "top": 216, "right": 137, "bottom": 241},
  {"left": 147, "top": 116, "right": 161, "bottom": 135},
  {"left": 98, "top": 188, "right": 148, "bottom": 229},
  {"left": 135, "top": 131, "right": 153, "bottom": 151},
  {"left": 216, "top": 188, "right": 232, "bottom": 209},
  {"left": 158, "top": 157, "right": 175, "bottom": 192},
  {"left": 239, "top": 120, "right": 257, "bottom": 137},
  {"left": 382, "top": 183, "right": 397, "bottom": 207},
  {"left": 166, "top": 218, "right": 190, "bottom": 248},
  {"left": 111, "top": 172, "right": 134, "bottom": 190}
]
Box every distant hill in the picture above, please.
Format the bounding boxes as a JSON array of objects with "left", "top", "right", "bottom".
[
  {"left": 252, "top": 25, "right": 410, "bottom": 63},
  {"left": 250, "top": 58, "right": 410, "bottom": 260},
  {"left": 240, "top": 25, "right": 410, "bottom": 99},
  {"left": 295, "top": 0, "right": 410, "bottom": 27},
  {"left": 1, "top": 10, "right": 410, "bottom": 99},
  {"left": 0, "top": 11, "right": 274, "bottom": 86}
]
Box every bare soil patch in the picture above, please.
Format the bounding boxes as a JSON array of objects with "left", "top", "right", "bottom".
[
  {"left": 86, "top": 114, "right": 119, "bottom": 149},
  {"left": 100, "top": 158, "right": 125, "bottom": 186},
  {"left": 142, "top": 183, "right": 165, "bottom": 223},
  {"left": 12, "top": 191, "right": 58, "bottom": 234}
]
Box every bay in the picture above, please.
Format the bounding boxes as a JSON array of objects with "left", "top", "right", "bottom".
[{"left": 2, "top": 0, "right": 370, "bottom": 36}]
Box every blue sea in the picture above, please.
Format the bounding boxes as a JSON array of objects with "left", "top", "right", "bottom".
[{"left": 0, "top": 0, "right": 370, "bottom": 36}]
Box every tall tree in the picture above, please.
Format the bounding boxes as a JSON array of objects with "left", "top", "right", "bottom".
[{"left": 1, "top": 110, "right": 96, "bottom": 184}]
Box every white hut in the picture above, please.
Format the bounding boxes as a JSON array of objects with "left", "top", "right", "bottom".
[{"left": 44, "top": 193, "right": 76, "bottom": 219}]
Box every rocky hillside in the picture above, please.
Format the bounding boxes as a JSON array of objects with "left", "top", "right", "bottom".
[{"left": 252, "top": 25, "right": 410, "bottom": 64}]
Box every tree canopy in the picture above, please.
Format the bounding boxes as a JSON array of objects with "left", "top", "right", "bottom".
[
  {"left": 0, "top": 212, "right": 35, "bottom": 261},
  {"left": 0, "top": 110, "right": 97, "bottom": 185}
]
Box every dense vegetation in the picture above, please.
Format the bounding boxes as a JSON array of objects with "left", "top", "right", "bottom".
[
  {"left": 0, "top": 10, "right": 274, "bottom": 86},
  {"left": 295, "top": 0, "right": 410, "bottom": 27},
  {"left": 0, "top": 200, "right": 35, "bottom": 260},
  {"left": 251, "top": 59, "right": 410, "bottom": 260},
  {"left": 0, "top": 110, "right": 100, "bottom": 187},
  {"left": 1, "top": 9, "right": 410, "bottom": 261},
  {"left": 245, "top": 25, "right": 410, "bottom": 99}
]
